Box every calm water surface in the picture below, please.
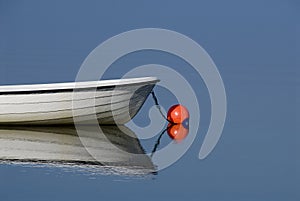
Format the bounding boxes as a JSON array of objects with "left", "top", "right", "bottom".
[{"left": 0, "top": 1, "right": 298, "bottom": 201}]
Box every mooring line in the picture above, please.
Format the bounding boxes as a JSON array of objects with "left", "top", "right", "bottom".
[{"left": 151, "top": 90, "right": 173, "bottom": 124}]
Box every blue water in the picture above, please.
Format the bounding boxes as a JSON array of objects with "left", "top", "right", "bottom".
[{"left": 0, "top": 0, "right": 298, "bottom": 200}]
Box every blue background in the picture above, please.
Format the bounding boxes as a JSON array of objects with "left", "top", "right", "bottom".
[{"left": 0, "top": 0, "right": 299, "bottom": 200}]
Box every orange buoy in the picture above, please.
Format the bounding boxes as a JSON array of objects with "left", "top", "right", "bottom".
[
  {"left": 167, "top": 123, "right": 189, "bottom": 141},
  {"left": 167, "top": 104, "right": 189, "bottom": 124}
]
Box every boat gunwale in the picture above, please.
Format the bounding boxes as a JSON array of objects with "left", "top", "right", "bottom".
[{"left": 0, "top": 77, "right": 159, "bottom": 94}]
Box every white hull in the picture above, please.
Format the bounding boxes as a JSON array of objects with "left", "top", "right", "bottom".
[
  {"left": 0, "top": 125, "right": 155, "bottom": 175},
  {"left": 0, "top": 77, "right": 159, "bottom": 125}
]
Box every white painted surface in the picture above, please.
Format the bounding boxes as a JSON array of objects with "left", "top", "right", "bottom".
[
  {"left": 0, "top": 126, "right": 155, "bottom": 175},
  {"left": 0, "top": 77, "right": 159, "bottom": 124}
]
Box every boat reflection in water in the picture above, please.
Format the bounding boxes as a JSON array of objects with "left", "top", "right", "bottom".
[{"left": 0, "top": 125, "right": 156, "bottom": 176}]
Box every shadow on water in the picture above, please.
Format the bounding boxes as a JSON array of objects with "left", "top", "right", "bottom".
[{"left": 0, "top": 125, "right": 157, "bottom": 177}]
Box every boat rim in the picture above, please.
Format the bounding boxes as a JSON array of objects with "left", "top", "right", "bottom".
[{"left": 0, "top": 77, "right": 159, "bottom": 93}]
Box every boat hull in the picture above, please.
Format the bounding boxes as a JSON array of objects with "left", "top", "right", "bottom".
[
  {"left": 0, "top": 77, "right": 159, "bottom": 125},
  {"left": 0, "top": 125, "right": 155, "bottom": 175}
]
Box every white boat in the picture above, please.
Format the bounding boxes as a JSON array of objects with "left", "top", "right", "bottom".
[
  {"left": 0, "top": 77, "right": 159, "bottom": 125},
  {"left": 0, "top": 125, "right": 156, "bottom": 175}
]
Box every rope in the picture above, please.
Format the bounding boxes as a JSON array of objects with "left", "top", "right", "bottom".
[
  {"left": 150, "top": 90, "right": 177, "bottom": 157},
  {"left": 150, "top": 127, "right": 168, "bottom": 157},
  {"left": 150, "top": 124, "right": 173, "bottom": 157},
  {"left": 151, "top": 91, "right": 173, "bottom": 124}
]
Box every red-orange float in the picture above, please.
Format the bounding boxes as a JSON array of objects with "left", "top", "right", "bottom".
[
  {"left": 167, "top": 123, "right": 189, "bottom": 141},
  {"left": 167, "top": 104, "right": 189, "bottom": 124}
]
